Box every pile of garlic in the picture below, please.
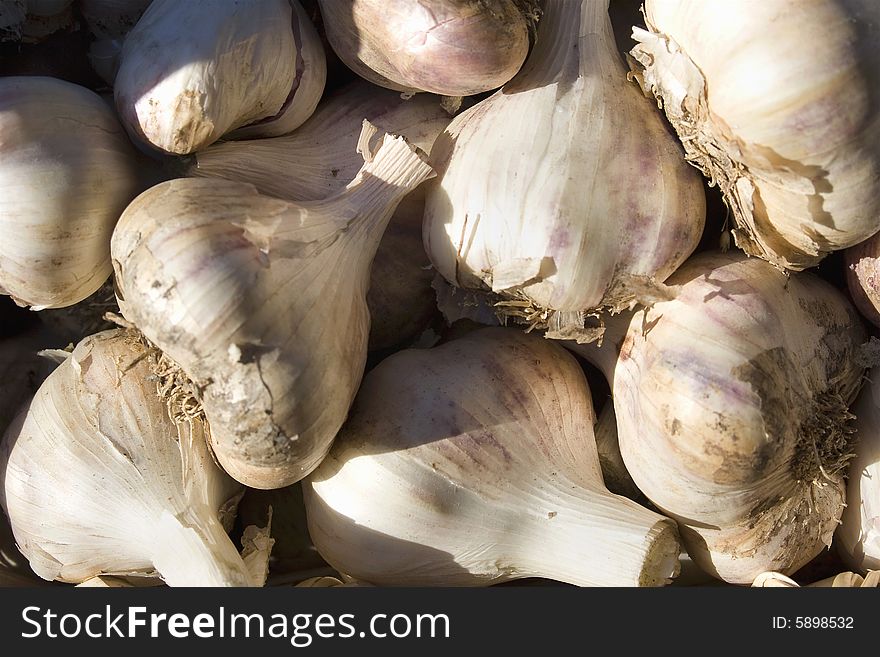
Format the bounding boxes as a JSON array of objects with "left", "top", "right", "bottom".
[{"left": 0, "top": 0, "right": 879, "bottom": 589}]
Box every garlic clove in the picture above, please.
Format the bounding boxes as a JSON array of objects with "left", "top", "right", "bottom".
[
  {"left": 303, "top": 327, "right": 681, "bottom": 587},
  {"left": 0, "top": 76, "right": 143, "bottom": 310},
  {"left": 628, "top": 0, "right": 880, "bottom": 270},
  {"left": 111, "top": 125, "right": 436, "bottom": 489},
  {"left": 114, "top": 0, "right": 326, "bottom": 154},
  {"left": 316, "top": 0, "right": 533, "bottom": 96},
  {"left": 574, "top": 250, "right": 865, "bottom": 584},
  {"left": 0, "top": 329, "right": 257, "bottom": 586},
  {"left": 423, "top": 0, "right": 705, "bottom": 342}
]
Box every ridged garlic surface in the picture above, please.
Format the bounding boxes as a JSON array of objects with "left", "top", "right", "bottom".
[
  {"left": 317, "top": 0, "right": 531, "bottom": 96},
  {"left": 0, "top": 330, "right": 255, "bottom": 586},
  {"left": 423, "top": 0, "right": 705, "bottom": 341},
  {"left": 837, "top": 369, "right": 880, "bottom": 572},
  {"left": 304, "top": 328, "right": 681, "bottom": 587},
  {"left": 191, "top": 80, "right": 450, "bottom": 202},
  {"left": 629, "top": 0, "right": 880, "bottom": 270},
  {"left": 114, "top": 0, "right": 326, "bottom": 154},
  {"left": 601, "top": 251, "right": 864, "bottom": 583},
  {"left": 111, "top": 130, "right": 435, "bottom": 489},
  {"left": 0, "top": 76, "right": 141, "bottom": 309},
  {"left": 191, "top": 81, "right": 450, "bottom": 351},
  {"left": 80, "top": 0, "right": 153, "bottom": 85}
]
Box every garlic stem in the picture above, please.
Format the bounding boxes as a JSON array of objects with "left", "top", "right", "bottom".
[{"left": 511, "top": 483, "right": 679, "bottom": 587}]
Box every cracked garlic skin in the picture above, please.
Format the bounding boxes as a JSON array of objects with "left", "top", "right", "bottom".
[
  {"left": 423, "top": 0, "right": 705, "bottom": 341},
  {"left": 303, "top": 328, "right": 682, "bottom": 587},
  {"left": 0, "top": 330, "right": 255, "bottom": 586},
  {"left": 111, "top": 129, "right": 435, "bottom": 490},
  {"left": 114, "top": 0, "right": 326, "bottom": 155},
  {"left": 576, "top": 251, "right": 865, "bottom": 584},
  {"left": 836, "top": 369, "right": 880, "bottom": 572},
  {"left": 0, "top": 76, "right": 141, "bottom": 309},
  {"left": 317, "top": 0, "right": 530, "bottom": 96},
  {"left": 629, "top": 0, "right": 880, "bottom": 270}
]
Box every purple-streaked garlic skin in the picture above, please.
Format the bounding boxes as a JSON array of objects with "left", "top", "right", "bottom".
[
  {"left": 630, "top": 0, "right": 880, "bottom": 271},
  {"left": 317, "top": 0, "right": 530, "bottom": 96},
  {"left": 601, "top": 251, "right": 864, "bottom": 584},
  {"left": 423, "top": 0, "right": 705, "bottom": 339}
]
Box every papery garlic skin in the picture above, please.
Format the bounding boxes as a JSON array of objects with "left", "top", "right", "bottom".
[
  {"left": 603, "top": 251, "right": 864, "bottom": 584},
  {"left": 114, "top": 0, "right": 326, "bottom": 154},
  {"left": 423, "top": 0, "right": 705, "bottom": 341},
  {"left": 112, "top": 130, "right": 435, "bottom": 489},
  {"left": 837, "top": 369, "right": 880, "bottom": 572},
  {"left": 0, "top": 77, "right": 141, "bottom": 309},
  {"left": 304, "top": 328, "right": 681, "bottom": 587},
  {"left": 191, "top": 80, "right": 450, "bottom": 202},
  {"left": 0, "top": 329, "right": 254, "bottom": 586},
  {"left": 629, "top": 0, "right": 880, "bottom": 270},
  {"left": 191, "top": 82, "right": 450, "bottom": 351},
  {"left": 317, "top": 0, "right": 531, "bottom": 96}
]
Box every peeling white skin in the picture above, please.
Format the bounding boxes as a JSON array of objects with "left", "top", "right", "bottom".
[
  {"left": 0, "top": 330, "right": 253, "bottom": 586},
  {"left": 115, "top": 0, "right": 326, "bottom": 155},
  {"left": 837, "top": 370, "right": 880, "bottom": 572},
  {"left": 630, "top": 0, "right": 880, "bottom": 270},
  {"left": 304, "top": 328, "right": 682, "bottom": 587},
  {"left": 578, "top": 251, "right": 865, "bottom": 583},
  {"left": 423, "top": 0, "right": 705, "bottom": 334},
  {"left": 111, "top": 131, "right": 435, "bottom": 489},
  {"left": 0, "top": 77, "right": 142, "bottom": 309}
]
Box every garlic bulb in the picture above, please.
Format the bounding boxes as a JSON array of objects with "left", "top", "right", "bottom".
[
  {"left": 629, "top": 0, "right": 880, "bottom": 270},
  {"left": 79, "top": 0, "right": 153, "bottom": 85},
  {"left": 423, "top": 0, "right": 705, "bottom": 342},
  {"left": 836, "top": 368, "right": 880, "bottom": 572},
  {"left": 845, "top": 234, "right": 880, "bottom": 327},
  {"left": 111, "top": 127, "right": 435, "bottom": 489},
  {"left": 114, "top": 0, "right": 326, "bottom": 155},
  {"left": 573, "top": 250, "right": 865, "bottom": 584},
  {"left": 0, "top": 76, "right": 142, "bottom": 309},
  {"left": 316, "top": 0, "right": 533, "bottom": 96},
  {"left": 303, "top": 327, "right": 682, "bottom": 587},
  {"left": 0, "top": 329, "right": 257, "bottom": 586}
]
